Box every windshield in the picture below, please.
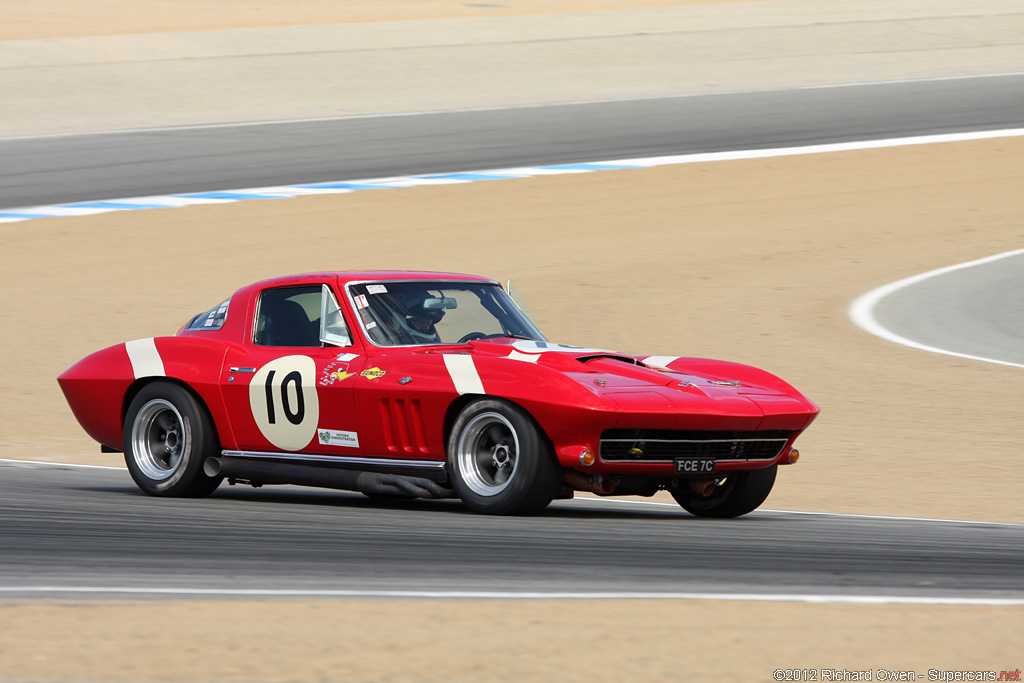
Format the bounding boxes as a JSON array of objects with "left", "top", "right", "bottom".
[{"left": 348, "top": 281, "right": 545, "bottom": 347}]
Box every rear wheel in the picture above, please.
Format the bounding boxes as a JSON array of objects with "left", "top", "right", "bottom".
[
  {"left": 123, "top": 382, "right": 222, "bottom": 497},
  {"left": 447, "top": 399, "right": 561, "bottom": 515},
  {"left": 669, "top": 465, "right": 777, "bottom": 518}
]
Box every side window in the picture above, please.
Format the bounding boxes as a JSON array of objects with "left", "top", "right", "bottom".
[
  {"left": 319, "top": 285, "right": 352, "bottom": 347},
  {"left": 186, "top": 298, "right": 229, "bottom": 331},
  {"left": 254, "top": 286, "right": 322, "bottom": 347}
]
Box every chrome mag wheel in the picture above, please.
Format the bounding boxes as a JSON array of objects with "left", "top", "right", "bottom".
[
  {"left": 131, "top": 398, "right": 190, "bottom": 481},
  {"left": 455, "top": 411, "right": 520, "bottom": 497}
]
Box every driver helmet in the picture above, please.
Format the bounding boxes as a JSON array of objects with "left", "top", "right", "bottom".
[
  {"left": 402, "top": 292, "right": 446, "bottom": 325},
  {"left": 399, "top": 291, "right": 446, "bottom": 339}
]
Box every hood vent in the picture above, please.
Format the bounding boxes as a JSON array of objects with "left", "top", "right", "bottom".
[{"left": 577, "top": 354, "right": 644, "bottom": 366}]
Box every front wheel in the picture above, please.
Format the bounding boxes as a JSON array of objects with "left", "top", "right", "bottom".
[
  {"left": 447, "top": 399, "right": 562, "bottom": 515},
  {"left": 669, "top": 465, "right": 777, "bottom": 518},
  {"left": 123, "top": 382, "right": 222, "bottom": 497}
]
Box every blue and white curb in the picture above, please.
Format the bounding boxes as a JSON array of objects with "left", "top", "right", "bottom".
[{"left": 2, "top": 128, "right": 1022, "bottom": 224}]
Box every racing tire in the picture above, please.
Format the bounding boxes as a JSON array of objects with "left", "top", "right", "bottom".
[
  {"left": 447, "top": 399, "right": 562, "bottom": 515},
  {"left": 123, "top": 382, "right": 223, "bottom": 497},
  {"left": 669, "top": 465, "right": 777, "bottom": 518}
]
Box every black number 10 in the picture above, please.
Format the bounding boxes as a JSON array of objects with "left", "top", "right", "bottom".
[{"left": 264, "top": 369, "right": 305, "bottom": 425}]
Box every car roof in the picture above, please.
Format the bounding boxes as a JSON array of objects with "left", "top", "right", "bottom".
[{"left": 244, "top": 270, "right": 496, "bottom": 291}]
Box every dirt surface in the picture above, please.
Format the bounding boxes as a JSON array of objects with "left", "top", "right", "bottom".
[
  {"left": 2, "top": 0, "right": 771, "bottom": 39},
  {"left": 4, "top": 0, "right": 1021, "bottom": 137},
  {"left": 2, "top": 0, "right": 1023, "bottom": 681},
  {"left": 1, "top": 599, "right": 1021, "bottom": 682}
]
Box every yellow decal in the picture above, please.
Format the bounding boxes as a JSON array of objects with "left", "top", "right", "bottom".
[
  {"left": 331, "top": 370, "right": 357, "bottom": 382},
  {"left": 360, "top": 367, "right": 386, "bottom": 380}
]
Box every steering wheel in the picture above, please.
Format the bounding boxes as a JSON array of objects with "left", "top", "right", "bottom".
[{"left": 457, "top": 331, "right": 489, "bottom": 343}]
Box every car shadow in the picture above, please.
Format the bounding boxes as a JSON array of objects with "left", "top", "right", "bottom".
[{"left": 75, "top": 483, "right": 743, "bottom": 521}]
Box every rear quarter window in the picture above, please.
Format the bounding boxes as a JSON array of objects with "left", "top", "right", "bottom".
[{"left": 186, "top": 299, "right": 229, "bottom": 331}]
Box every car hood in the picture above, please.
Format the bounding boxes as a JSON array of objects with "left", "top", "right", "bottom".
[
  {"left": 468, "top": 339, "right": 771, "bottom": 392},
  {"left": 464, "top": 338, "right": 818, "bottom": 431}
]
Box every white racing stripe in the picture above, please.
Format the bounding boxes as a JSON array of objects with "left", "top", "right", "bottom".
[
  {"left": 443, "top": 354, "right": 485, "bottom": 395},
  {"left": 0, "top": 586, "right": 1020, "bottom": 605},
  {"left": 124, "top": 338, "right": 165, "bottom": 378},
  {"left": 506, "top": 350, "right": 540, "bottom": 363},
  {"left": 642, "top": 355, "right": 679, "bottom": 369}
]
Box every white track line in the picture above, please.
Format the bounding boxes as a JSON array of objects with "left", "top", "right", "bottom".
[
  {"left": 848, "top": 249, "right": 1024, "bottom": 369},
  {"left": 0, "top": 457, "right": 124, "bottom": 470},
  {"left": 0, "top": 586, "right": 1021, "bottom": 605}
]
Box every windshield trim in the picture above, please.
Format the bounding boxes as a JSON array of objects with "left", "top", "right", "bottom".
[{"left": 343, "top": 278, "right": 539, "bottom": 349}]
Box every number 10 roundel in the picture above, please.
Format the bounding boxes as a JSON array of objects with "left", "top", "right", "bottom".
[{"left": 248, "top": 356, "right": 320, "bottom": 451}]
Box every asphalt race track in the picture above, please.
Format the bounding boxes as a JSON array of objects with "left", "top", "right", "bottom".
[
  {"left": 868, "top": 251, "right": 1024, "bottom": 367},
  {"left": 3, "top": 77, "right": 1024, "bottom": 602},
  {"left": 1, "top": 74, "right": 1022, "bottom": 209},
  {"left": 2, "top": 461, "right": 1023, "bottom": 600}
]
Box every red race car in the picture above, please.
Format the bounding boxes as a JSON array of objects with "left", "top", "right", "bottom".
[{"left": 59, "top": 271, "right": 818, "bottom": 517}]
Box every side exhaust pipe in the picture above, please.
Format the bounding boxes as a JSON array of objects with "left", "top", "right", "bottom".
[{"left": 204, "top": 457, "right": 456, "bottom": 499}]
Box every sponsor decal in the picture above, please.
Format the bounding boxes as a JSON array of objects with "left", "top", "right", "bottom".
[
  {"left": 319, "top": 353, "right": 360, "bottom": 387},
  {"left": 317, "top": 429, "right": 360, "bottom": 448},
  {"left": 366, "top": 284, "right": 388, "bottom": 294},
  {"left": 355, "top": 294, "right": 369, "bottom": 309},
  {"left": 360, "top": 367, "right": 386, "bottom": 380}
]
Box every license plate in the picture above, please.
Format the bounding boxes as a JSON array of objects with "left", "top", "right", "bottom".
[{"left": 674, "top": 457, "right": 716, "bottom": 474}]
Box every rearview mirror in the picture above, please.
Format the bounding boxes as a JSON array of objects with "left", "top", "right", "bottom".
[{"left": 423, "top": 297, "right": 457, "bottom": 311}]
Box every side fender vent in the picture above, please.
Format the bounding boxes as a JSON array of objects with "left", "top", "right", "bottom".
[{"left": 380, "top": 398, "right": 430, "bottom": 454}]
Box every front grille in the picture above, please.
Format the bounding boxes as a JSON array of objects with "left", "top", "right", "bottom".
[{"left": 599, "top": 429, "right": 790, "bottom": 463}]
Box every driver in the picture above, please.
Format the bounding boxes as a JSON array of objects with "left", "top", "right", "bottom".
[{"left": 402, "top": 293, "right": 445, "bottom": 343}]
